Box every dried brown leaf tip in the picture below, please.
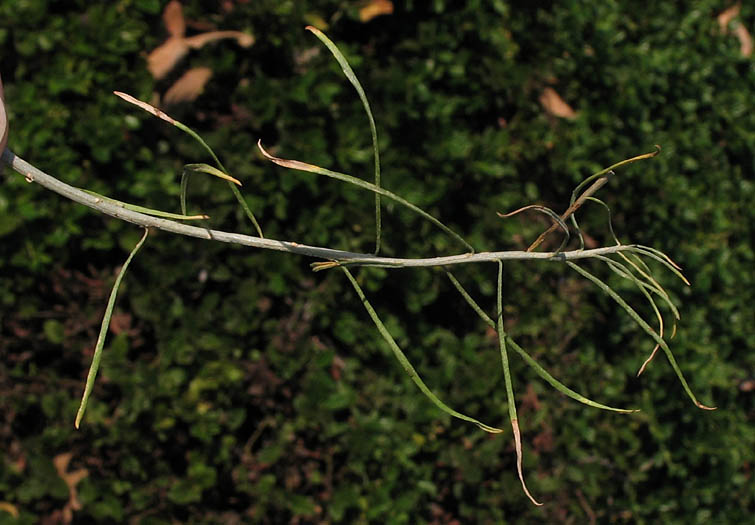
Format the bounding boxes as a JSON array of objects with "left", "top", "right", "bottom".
[
  {"left": 360, "top": 0, "right": 394, "bottom": 22},
  {"left": 163, "top": 67, "right": 213, "bottom": 104},
  {"left": 717, "top": 3, "right": 753, "bottom": 57},
  {"left": 113, "top": 91, "right": 177, "bottom": 125},
  {"left": 540, "top": 87, "right": 578, "bottom": 119},
  {"left": 512, "top": 419, "right": 544, "bottom": 506},
  {"left": 257, "top": 140, "right": 320, "bottom": 173}
]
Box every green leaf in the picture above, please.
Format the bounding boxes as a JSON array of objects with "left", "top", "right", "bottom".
[
  {"left": 75, "top": 228, "right": 149, "bottom": 428},
  {"left": 342, "top": 267, "right": 502, "bottom": 433},
  {"left": 307, "top": 26, "right": 383, "bottom": 254}
]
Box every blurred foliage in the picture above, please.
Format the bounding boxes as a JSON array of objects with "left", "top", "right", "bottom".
[{"left": 1, "top": 0, "right": 753, "bottom": 523}]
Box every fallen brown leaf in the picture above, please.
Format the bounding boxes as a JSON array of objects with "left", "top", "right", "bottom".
[
  {"left": 360, "top": 0, "right": 394, "bottom": 22},
  {"left": 539, "top": 87, "right": 578, "bottom": 119},
  {"left": 147, "top": 37, "right": 190, "bottom": 80},
  {"left": 146, "top": 1, "right": 254, "bottom": 80},
  {"left": 163, "top": 67, "right": 213, "bottom": 104},
  {"left": 0, "top": 502, "right": 19, "bottom": 518},
  {"left": 717, "top": 3, "right": 741, "bottom": 30},
  {"left": 163, "top": 0, "right": 186, "bottom": 38},
  {"left": 717, "top": 3, "right": 753, "bottom": 57},
  {"left": 53, "top": 452, "right": 88, "bottom": 524},
  {"left": 185, "top": 30, "right": 254, "bottom": 50},
  {"left": 734, "top": 24, "right": 753, "bottom": 56}
]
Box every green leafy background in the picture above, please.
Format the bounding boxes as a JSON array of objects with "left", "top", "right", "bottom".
[{"left": 1, "top": 1, "right": 753, "bottom": 523}]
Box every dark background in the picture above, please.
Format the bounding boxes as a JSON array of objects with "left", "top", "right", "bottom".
[{"left": 1, "top": 1, "right": 753, "bottom": 523}]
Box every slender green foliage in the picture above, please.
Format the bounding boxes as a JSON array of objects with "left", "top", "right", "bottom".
[
  {"left": 341, "top": 267, "right": 503, "bottom": 433},
  {"left": 75, "top": 228, "right": 149, "bottom": 428},
  {"left": 566, "top": 261, "right": 714, "bottom": 410},
  {"left": 445, "top": 271, "right": 637, "bottom": 413},
  {"left": 82, "top": 190, "right": 208, "bottom": 220},
  {"left": 496, "top": 261, "right": 542, "bottom": 505},
  {"left": 306, "top": 26, "right": 383, "bottom": 255},
  {"left": 258, "top": 141, "right": 473, "bottom": 253},
  {"left": 113, "top": 91, "right": 264, "bottom": 238}
]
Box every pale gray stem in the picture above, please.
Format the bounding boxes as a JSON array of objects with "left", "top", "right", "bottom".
[{"left": 2, "top": 148, "right": 635, "bottom": 268}]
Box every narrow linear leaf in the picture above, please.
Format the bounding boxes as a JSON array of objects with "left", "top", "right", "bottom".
[
  {"left": 625, "top": 246, "right": 690, "bottom": 285},
  {"left": 75, "top": 228, "right": 149, "bottom": 428},
  {"left": 617, "top": 252, "right": 680, "bottom": 374},
  {"left": 83, "top": 190, "right": 208, "bottom": 220},
  {"left": 496, "top": 262, "right": 542, "bottom": 506},
  {"left": 172, "top": 121, "right": 264, "bottom": 238},
  {"left": 595, "top": 255, "right": 667, "bottom": 376},
  {"left": 180, "top": 168, "right": 189, "bottom": 217},
  {"left": 507, "top": 337, "right": 638, "bottom": 413},
  {"left": 446, "top": 271, "right": 636, "bottom": 413},
  {"left": 306, "top": 26, "right": 382, "bottom": 255},
  {"left": 113, "top": 91, "right": 177, "bottom": 124},
  {"left": 114, "top": 91, "right": 264, "bottom": 237},
  {"left": 499, "top": 205, "right": 570, "bottom": 253},
  {"left": 631, "top": 245, "right": 685, "bottom": 272},
  {"left": 616, "top": 253, "right": 680, "bottom": 320},
  {"left": 570, "top": 146, "right": 661, "bottom": 206},
  {"left": 184, "top": 163, "right": 242, "bottom": 186},
  {"left": 585, "top": 197, "right": 620, "bottom": 246},
  {"left": 259, "top": 141, "right": 473, "bottom": 253},
  {"left": 341, "top": 267, "right": 502, "bottom": 433},
  {"left": 567, "top": 261, "right": 715, "bottom": 410}
]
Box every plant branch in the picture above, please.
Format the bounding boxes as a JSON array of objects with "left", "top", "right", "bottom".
[
  {"left": 527, "top": 145, "right": 661, "bottom": 252},
  {"left": 2, "top": 148, "right": 638, "bottom": 268}
]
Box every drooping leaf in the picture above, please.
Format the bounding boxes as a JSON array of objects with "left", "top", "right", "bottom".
[
  {"left": 496, "top": 261, "right": 542, "bottom": 506},
  {"left": 445, "top": 270, "right": 637, "bottom": 413},
  {"left": 75, "top": 228, "right": 149, "bottom": 428},
  {"left": 567, "top": 261, "right": 715, "bottom": 410},
  {"left": 342, "top": 267, "right": 503, "bottom": 433}
]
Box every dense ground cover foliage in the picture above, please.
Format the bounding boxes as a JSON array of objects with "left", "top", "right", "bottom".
[{"left": 1, "top": 1, "right": 753, "bottom": 522}]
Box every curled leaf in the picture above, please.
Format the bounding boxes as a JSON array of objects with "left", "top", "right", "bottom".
[
  {"left": 499, "top": 205, "right": 570, "bottom": 253},
  {"left": 512, "top": 418, "right": 543, "bottom": 506},
  {"left": 446, "top": 270, "right": 637, "bottom": 413},
  {"left": 567, "top": 261, "right": 715, "bottom": 410},
  {"left": 718, "top": 3, "right": 753, "bottom": 57}
]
